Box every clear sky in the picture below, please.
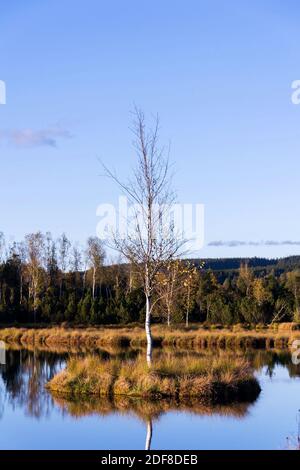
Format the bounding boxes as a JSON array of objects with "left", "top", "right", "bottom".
[{"left": 1, "top": 0, "right": 300, "bottom": 259}]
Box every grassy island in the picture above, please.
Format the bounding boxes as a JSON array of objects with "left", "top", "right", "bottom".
[{"left": 46, "top": 355, "right": 261, "bottom": 403}]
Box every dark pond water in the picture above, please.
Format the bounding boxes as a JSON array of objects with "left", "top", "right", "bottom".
[{"left": 0, "top": 347, "right": 300, "bottom": 450}]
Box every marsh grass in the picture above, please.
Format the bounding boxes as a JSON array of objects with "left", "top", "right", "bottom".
[
  {"left": 47, "top": 355, "right": 260, "bottom": 403},
  {"left": 0, "top": 324, "right": 298, "bottom": 352}
]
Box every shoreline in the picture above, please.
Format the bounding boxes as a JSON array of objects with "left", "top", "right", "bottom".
[{"left": 0, "top": 324, "right": 299, "bottom": 351}]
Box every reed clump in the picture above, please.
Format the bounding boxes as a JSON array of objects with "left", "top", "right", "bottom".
[{"left": 46, "top": 355, "right": 260, "bottom": 403}]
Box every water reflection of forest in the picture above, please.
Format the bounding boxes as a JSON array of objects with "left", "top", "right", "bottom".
[{"left": 0, "top": 347, "right": 299, "bottom": 422}]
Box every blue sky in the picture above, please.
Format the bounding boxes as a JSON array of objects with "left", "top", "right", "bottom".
[{"left": 1, "top": 0, "right": 300, "bottom": 259}]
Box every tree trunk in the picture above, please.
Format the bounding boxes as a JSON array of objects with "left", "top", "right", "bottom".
[
  {"left": 20, "top": 274, "right": 23, "bottom": 305},
  {"left": 186, "top": 286, "right": 190, "bottom": 327},
  {"left": 167, "top": 305, "right": 171, "bottom": 327},
  {"left": 145, "top": 295, "right": 153, "bottom": 366},
  {"left": 33, "top": 278, "right": 38, "bottom": 323},
  {"left": 145, "top": 418, "right": 153, "bottom": 450},
  {"left": 92, "top": 267, "right": 96, "bottom": 300}
]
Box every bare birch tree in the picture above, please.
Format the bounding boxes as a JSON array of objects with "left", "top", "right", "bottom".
[
  {"left": 104, "top": 109, "right": 185, "bottom": 365},
  {"left": 182, "top": 263, "right": 199, "bottom": 327},
  {"left": 45, "top": 232, "right": 58, "bottom": 288},
  {"left": 86, "top": 237, "right": 105, "bottom": 300},
  {"left": 15, "top": 241, "right": 27, "bottom": 305},
  {"left": 68, "top": 244, "right": 82, "bottom": 296},
  {"left": 155, "top": 260, "right": 184, "bottom": 326},
  {"left": 57, "top": 233, "right": 71, "bottom": 298},
  {"left": 71, "top": 245, "right": 82, "bottom": 273},
  {"left": 25, "top": 232, "right": 45, "bottom": 321}
]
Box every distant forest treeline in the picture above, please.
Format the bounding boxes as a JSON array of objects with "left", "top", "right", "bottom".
[
  {"left": 0, "top": 231, "right": 300, "bottom": 326},
  {"left": 192, "top": 256, "right": 300, "bottom": 278}
]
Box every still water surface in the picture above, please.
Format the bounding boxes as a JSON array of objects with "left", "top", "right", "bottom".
[{"left": 0, "top": 347, "right": 299, "bottom": 450}]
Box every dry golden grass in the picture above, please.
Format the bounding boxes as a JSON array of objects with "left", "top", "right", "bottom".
[
  {"left": 0, "top": 323, "right": 299, "bottom": 352},
  {"left": 277, "top": 322, "right": 300, "bottom": 331},
  {"left": 46, "top": 354, "right": 260, "bottom": 403}
]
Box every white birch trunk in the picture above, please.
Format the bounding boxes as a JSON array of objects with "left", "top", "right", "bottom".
[
  {"left": 145, "top": 419, "right": 153, "bottom": 451},
  {"left": 167, "top": 305, "right": 171, "bottom": 327},
  {"left": 145, "top": 295, "right": 153, "bottom": 366}
]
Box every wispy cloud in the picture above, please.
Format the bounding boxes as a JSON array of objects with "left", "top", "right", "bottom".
[
  {"left": 0, "top": 127, "right": 72, "bottom": 148},
  {"left": 208, "top": 240, "right": 300, "bottom": 247}
]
